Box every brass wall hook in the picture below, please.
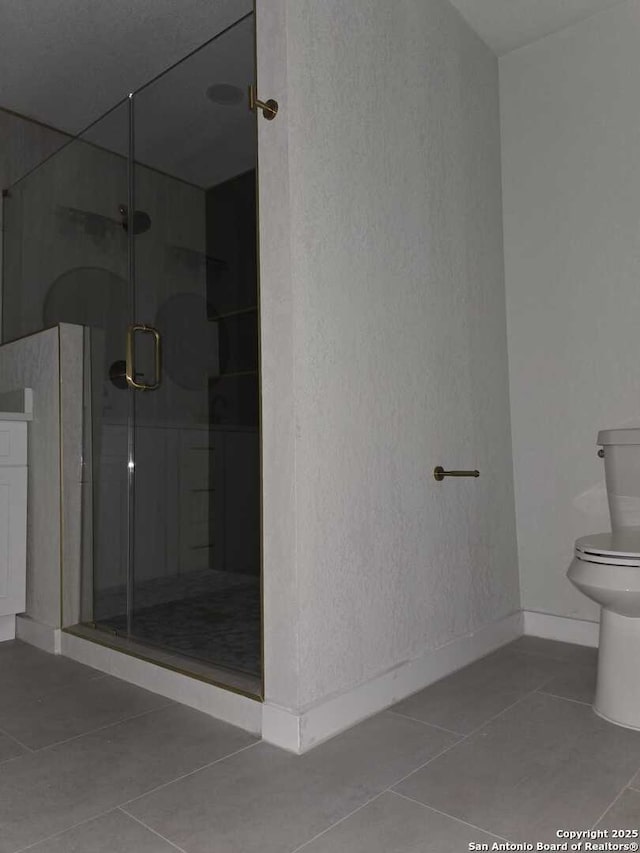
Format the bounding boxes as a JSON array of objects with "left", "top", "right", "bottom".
[{"left": 248, "top": 85, "right": 278, "bottom": 121}]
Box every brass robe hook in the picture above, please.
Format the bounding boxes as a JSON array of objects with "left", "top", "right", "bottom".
[{"left": 248, "top": 85, "right": 278, "bottom": 120}]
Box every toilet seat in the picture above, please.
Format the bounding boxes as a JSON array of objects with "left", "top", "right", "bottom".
[{"left": 575, "top": 532, "right": 640, "bottom": 566}]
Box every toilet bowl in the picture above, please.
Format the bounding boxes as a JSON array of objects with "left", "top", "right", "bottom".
[
  {"left": 567, "top": 427, "right": 640, "bottom": 731},
  {"left": 568, "top": 532, "right": 640, "bottom": 729}
]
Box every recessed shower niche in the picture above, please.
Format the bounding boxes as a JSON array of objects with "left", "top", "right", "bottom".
[{"left": 1, "top": 10, "right": 262, "bottom": 695}]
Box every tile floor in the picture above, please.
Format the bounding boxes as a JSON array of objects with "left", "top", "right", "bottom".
[
  {"left": 0, "top": 636, "right": 638, "bottom": 852},
  {"left": 94, "top": 569, "right": 261, "bottom": 677}
]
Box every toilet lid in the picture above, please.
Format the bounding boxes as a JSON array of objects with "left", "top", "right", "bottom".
[{"left": 575, "top": 531, "right": 640, "bottom": 566}]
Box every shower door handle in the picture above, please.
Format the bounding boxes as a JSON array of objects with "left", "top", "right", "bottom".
[{"left": 125, "top": 324, "right": 161, "bottom": 391}]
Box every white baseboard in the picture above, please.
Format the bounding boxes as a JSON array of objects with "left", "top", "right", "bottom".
[
  {"left": 0, "top": 615, "right": 16, "bottom": 642},
  {"left": 14, "top": 608, "right": 598, "bottom": 753},
  {"left": 15, "top": 615, "right": 61, "bottom": 653},
  {"left": 262, "top": 610, "right": 524, "bottom": 754},
  {"left": 523, "top": 610, "right": 600, "bottom": 647},
  {"left": 60, "top": 631, "right": 262, "bottom": 736},
  {"left": 11, "top": 608, "right": 598, "bottom": 754}
]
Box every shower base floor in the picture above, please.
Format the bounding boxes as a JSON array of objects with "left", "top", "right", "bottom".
[{"left": 90, "top": 569, "right": 261, "bottom": 688}]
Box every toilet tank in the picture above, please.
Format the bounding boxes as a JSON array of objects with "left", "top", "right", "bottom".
[{"left": 598, "top": 428, "right": 640, "bottom": 530}]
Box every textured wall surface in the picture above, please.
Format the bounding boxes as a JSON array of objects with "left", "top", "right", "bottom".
[
  {"left": 259, "top": 0, "right": 520, "bottom": 711},
  {"left": 501, "top": 0, "right": 640, "bottom": 621},
  {"left": 257, "top": 0, "right": 300, "bottom": 710},
  {"left": 59, "top": 324, "right": 84, "bottom": 628}
]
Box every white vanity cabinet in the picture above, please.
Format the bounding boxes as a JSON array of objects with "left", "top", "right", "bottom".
[{"left": 0, "top": 417, "right": 29, "bottom": 642}]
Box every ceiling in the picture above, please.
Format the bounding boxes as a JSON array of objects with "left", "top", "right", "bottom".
[
  {"left": 448, "top": 0, "right": 627, "bottom": 55},
  {"left": 0, "top": 0, "right": 252, "bottom": 134},
  {"left": 84, "top": 14, "right": 256, "bottom": 189}
]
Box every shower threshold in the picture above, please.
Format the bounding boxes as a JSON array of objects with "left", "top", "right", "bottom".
[{"left": 63, "top": 622, "right": 262, "bottom": 699}]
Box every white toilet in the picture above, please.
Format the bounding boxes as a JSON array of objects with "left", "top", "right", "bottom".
[{"left": 568, "top": 427, "right": 640, "bottom": 730}]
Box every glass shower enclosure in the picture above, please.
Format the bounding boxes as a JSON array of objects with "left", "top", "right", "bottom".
[{"left": 1, "top": 11, "right": 262, "bottom": 696}]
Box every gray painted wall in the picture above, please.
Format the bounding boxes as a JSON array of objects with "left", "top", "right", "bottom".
[{"left": 501, "top": 0, "right": 640, "bottom": 623}]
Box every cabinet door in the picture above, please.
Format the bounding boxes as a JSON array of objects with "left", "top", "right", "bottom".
[{"left": 0, "top": 467, "right": 27, "bottom": 617}]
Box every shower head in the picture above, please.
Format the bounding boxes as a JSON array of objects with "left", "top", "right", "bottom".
[{"left": 119, "top": 205, "right": 152, "bottom": 235}]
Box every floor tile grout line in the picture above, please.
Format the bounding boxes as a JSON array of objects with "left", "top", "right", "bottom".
[
  {"left": 288, "top": 780, "right": 512, "bottom": 852},
  {"left": 12, "top": 807, "right": 127, "bottom": 853},
  {"left": 590, "top": 769, "right": 640, "bottom": 830},
  {"left": 118, "top": 739, "right": 261, "bottom": 810},
  {"left": 536, "top": 689, "right": 592, "bottom": 707},
  {"left": 0, "top": 751, "right": 32, "bottom": 771},
  {"left": 113, "top": 690, "right": 507, "bottom": 853},
  {"left": 387, "top": 668, "right": 637, "bottom": 842},
  {"left": 27, "top": 700, "right": 176, "bottom": 754},
  {"left": 388, "top": 676, "right": 636, "bottom": 844},
  {"left": 385, "top": 731, "right": 472, "bottom": 792},
  {"left": 268, "top": 692, "right": 519, "bottom": 853},
  {"left": 119, "top": 808, "right": 188, "bottom": 852},
  {"left": 288, "top": 793, "right": 387, "bottom": 853},
  {"left": 463, "top": 681, "right": 584, "bottom": 738},
  {"left": 0, "top": 722, "right": 34, "bottom": 753},
  {"left": 5, "top": 638, "right": 599, "bottom": 853},
  {"left": 385, "top": 683, "right": 552, "bottom": 797},
  {"left": 532, "top": 667, "right": 584, "bottom": 697},
  {"left": 11, "top": 742, "right": 262, "bottom": 853},
  {"left": 385, "top": 709, "right": 465, "bottom": 737},
  {"left": 11, "top": 803, "right": 188, "bottom": 853},
  {"left": 390, "top": 789, "right": 511, "bottom": 843},
  {"left": 383, "top": 683, "right": 615, "bottom": 840},
  {"left": 0, "top": 754, "right": 24, "bottom": 770},
  {"left": 387, "top": 656, "right": 591, "bottom": 750},
  {"left": 380, "top": 675, "right": 603, "bottom": 845},
  {"left": 0, "top": 673, "right": 111, "bottom": 721}
]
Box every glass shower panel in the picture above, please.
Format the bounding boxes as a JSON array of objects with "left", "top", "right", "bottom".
[
  {"left": 1, "top": 102, "right": 132, "bottom": 625},
  {"left": 127, "top": 14, "right": 261, "bottom": 680},
  {"left": 2, "top": 13, "right": 261, "bottom": 691},
  {"left": 2, "top": 102, "right": 130, "bottom": 346},
  {"left": 75, "top": 102, "right": 133, "bottom": 626}
]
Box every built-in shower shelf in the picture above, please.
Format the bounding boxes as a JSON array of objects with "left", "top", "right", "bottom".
[
  {"left": 217, "top": 370, "right": 257, "bottom": 379},
  {"left": 212, "top": 306, "right": 257, "bottom": 322},
  {"left": 168, "top": 244, "right": 228, "bottom": 271}
]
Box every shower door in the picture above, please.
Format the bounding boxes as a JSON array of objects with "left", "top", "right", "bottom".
[{"left": 90, "top": 12, "right": 262, "bottom": 690}]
